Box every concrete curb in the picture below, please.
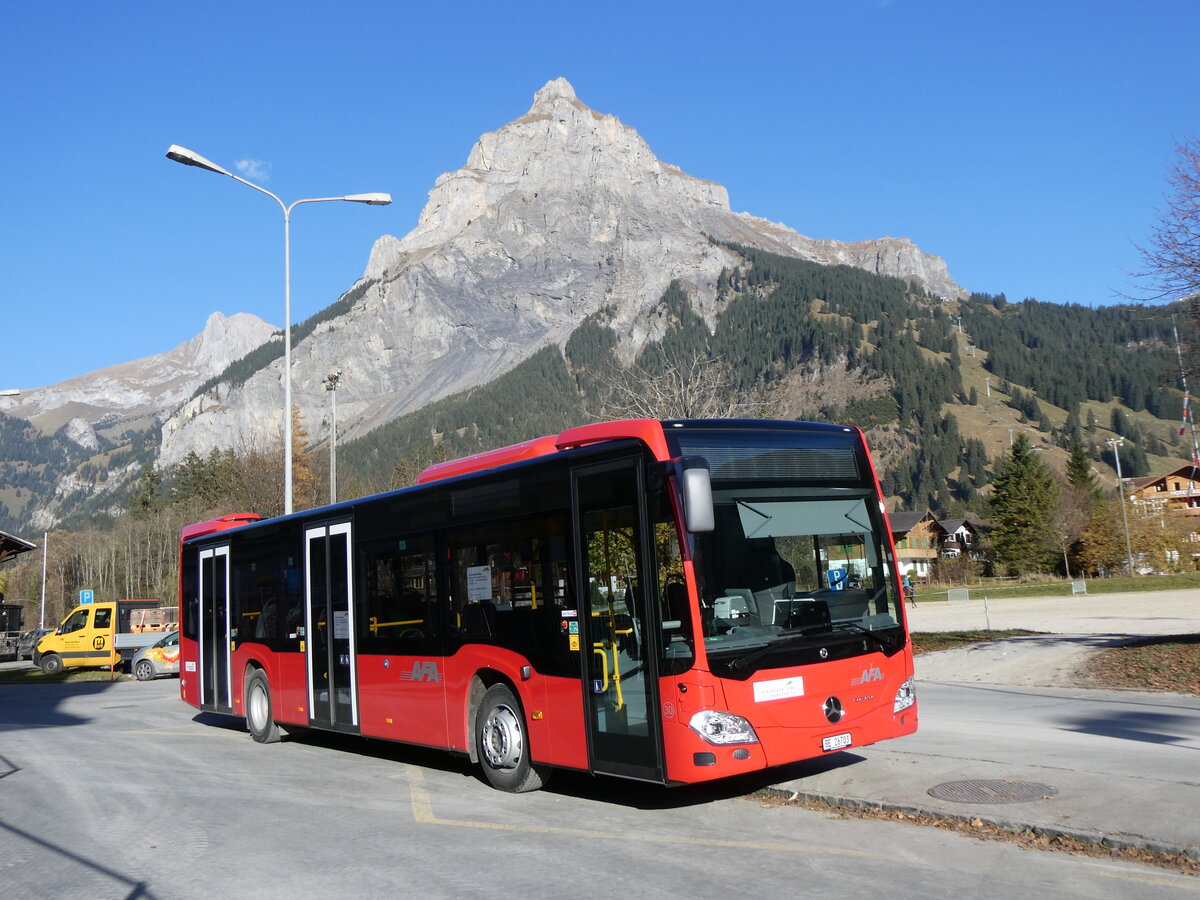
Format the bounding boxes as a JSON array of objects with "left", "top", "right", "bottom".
[{"left": 758, "top": 787, "right": 1200, "bottom": 863}]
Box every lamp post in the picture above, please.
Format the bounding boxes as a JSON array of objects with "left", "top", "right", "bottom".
[
  {"left": 325, "top": 370, "right": 342, "bottom": 505},
  {"left": 1107, "top": 437, "right": 1136, "bottom": 576},
  {"left": 165, "top": 145, "right": 390, "bottom": 515}
]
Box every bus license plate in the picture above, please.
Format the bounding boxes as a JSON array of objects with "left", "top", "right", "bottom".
[{"left": 822, "top": 732, "right": 852, "bottom": 752}]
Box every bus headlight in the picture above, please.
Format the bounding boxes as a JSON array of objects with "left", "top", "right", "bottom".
[
  {"left": 689, "top": 710, "right": 759, "bottom": 745},
  {"left": 893, "top": 677, "right": 916, "bottom": 713}
]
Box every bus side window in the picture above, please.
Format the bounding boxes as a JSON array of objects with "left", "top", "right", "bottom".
[
  {"left": 357, "top": 535, "right": 440, "bottom": 655},
  {"left": 446, "top": 513, "right": 575, "bottom": 677}
]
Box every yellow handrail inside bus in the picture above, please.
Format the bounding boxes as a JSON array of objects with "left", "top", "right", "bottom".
[
  {"left": 592, "top": 646, "right": 609, "bottom": 693},
  {"left": 368, "top": 616, "right": 425, "bottom": 635}
]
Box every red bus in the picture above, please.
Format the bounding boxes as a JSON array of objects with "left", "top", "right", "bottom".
[{"left": 179, "top": 418, "right": 917, "bottom": 792}]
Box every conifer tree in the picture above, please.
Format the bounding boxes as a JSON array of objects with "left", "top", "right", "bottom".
[
  {"left": 990, "top": 434, "right": 1059, "bottom": 575},
  {"left": 1066, "top": 431, "right": 1101, "bottom": 500}
]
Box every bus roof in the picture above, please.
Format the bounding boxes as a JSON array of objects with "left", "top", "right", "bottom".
[
  {"left": 416, "top": 418, "right": 673, "bottom": 484},
  {"left": 181, "top": 514, "right": 262, "bottom": 543}
]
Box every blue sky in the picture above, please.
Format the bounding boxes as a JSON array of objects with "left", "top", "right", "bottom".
[{"left": 2, "top": 0, "right": 1197, "bottom": 389}]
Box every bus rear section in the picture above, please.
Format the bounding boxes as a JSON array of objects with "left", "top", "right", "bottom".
[{"left": 177, "top": 418, "right": 915, "bottom": 791}]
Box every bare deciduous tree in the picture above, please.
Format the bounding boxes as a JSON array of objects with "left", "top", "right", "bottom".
[
  {"left": 596, "top": 352, "right": 769, "bottom": 420},
  {"left": 1134, "top": 136, "right": 1200, "bottom": 304}
]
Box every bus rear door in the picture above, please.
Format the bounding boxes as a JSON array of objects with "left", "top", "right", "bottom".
[
  {"left": 199, "top": 546, "right": 233, "bottom": 713},
  {"left": 305, "top": 522, "right": 359, "bottom": 733}
]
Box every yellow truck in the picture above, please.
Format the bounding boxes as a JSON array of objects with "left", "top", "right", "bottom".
[{"left": 34, "top": 599, "right": 173, "bottom": 676}]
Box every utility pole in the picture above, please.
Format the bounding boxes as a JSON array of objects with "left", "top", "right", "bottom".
[
  {"left": 1107, "top": 437, "right": 1136, "bottom": 576},
  {"left": 325, "top": 371, "right": 342, "bottom": 505}
]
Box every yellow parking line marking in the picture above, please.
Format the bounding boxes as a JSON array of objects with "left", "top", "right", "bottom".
[{"left": 405, "top": 765, "right": 876, "bottom": 857}]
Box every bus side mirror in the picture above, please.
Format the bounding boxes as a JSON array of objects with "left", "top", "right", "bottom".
[{"left": 679, "top": 458, "right": 714, "bottom": 533}]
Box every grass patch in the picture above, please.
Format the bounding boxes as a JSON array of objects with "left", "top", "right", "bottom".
[
  {"left": 0, "top": 665, "right": 128, "bottom": 685},
  {"left": 910, "top": 630, "right": 1039, "bottom": 654},
  {"left": 915, "top": 573, "right": 1200, "bottom": 602},
  {"left": 1078, "top": 634, "right": 1200, "bottom": 695}
]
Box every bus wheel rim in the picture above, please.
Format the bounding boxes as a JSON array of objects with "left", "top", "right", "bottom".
[{"left": 482, "top": 704, "right": 523, "bottom": 769}]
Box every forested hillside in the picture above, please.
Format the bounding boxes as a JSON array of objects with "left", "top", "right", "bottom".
[
  {"left": 1, "top": 245, "right": 1188, "bottom": 536},
  {"left": 0, "top": 414, "right": 158, "bottom": 534},
  {"left": 337, "top": 245, "right": 1189, "bottom": 513}
]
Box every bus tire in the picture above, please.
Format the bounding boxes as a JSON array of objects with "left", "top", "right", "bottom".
[
  {"left": 40, "top": 654, "right": 63, "bottom": 677},
  {"left": 245, "top": 669, "right": 281, "bottom": 744},
  {"left": 475, "top": 683, "right": 550, "bottom": 793}
]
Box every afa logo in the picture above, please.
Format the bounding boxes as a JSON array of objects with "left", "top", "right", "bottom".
[
  {"left": 399, "top": 661, "right": 443, "bottom": 683},
  {"left": 851, "top": 666, "right": 883, "bottom": 686}
]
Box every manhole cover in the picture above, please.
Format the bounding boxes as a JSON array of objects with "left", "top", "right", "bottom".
[{"left": 927, "top": 779, "right": 1057, "bottom": 804}]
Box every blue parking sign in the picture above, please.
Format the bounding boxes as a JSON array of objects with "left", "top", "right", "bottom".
[{"left": 80, "top": 589, "right": 94, "bottom": 604}]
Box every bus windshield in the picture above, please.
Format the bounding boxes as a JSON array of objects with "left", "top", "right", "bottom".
[{"left": 691, "top": 487, "right": 904, "bottom": 672}]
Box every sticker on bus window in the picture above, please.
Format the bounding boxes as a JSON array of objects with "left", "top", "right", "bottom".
[{"left": 467, "top": 565, "right": 492, "bottom": 602}]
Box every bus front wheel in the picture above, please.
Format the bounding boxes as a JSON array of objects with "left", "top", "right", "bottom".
[
  {"left": 245, "top": 669, "right": 281, "bottom": 744},
  {"left": 475, "top": 683, "right": 550, "bottom": 793},
  {"left": 39, "top": 654, "right": 63, "bottom": 677}
]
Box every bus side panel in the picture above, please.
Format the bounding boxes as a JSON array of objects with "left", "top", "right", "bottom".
[
  {"left": 273, "top": 650, "right": 309, "bottom": 726},
  {"left": 356, "top": 653, "right": 450, "bottom": 748},
  {"left": 534, "top": 672, "right": 588, "bottom": 769},
  {"left": 440, "top": 645, "right": 589, "bottom": 770},
  {"left": 179, "top": 635, "right": 200, "bottom": 708}
]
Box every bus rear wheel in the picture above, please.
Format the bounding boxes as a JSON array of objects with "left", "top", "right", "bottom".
[
  {"left": 475, "top": 683, "right": 550, "bottom": 793},
  {"left": 40, "top": 654, "right": 63, "bottom": 676},
  {"left": 245, "top": 669, "right": 281, "bottom": 744}
]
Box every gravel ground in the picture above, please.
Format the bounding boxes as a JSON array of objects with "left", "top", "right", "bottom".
[{"left": 908, "top": 588, "right": 1200, "bottom": 688}]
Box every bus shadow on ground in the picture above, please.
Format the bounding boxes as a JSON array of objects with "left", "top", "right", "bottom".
[
  {"left": 201, "top": 714, "right": 872, "bottom": 810},
  {"left": 546, "top": 752, "right": 870, "bottom": 811}
]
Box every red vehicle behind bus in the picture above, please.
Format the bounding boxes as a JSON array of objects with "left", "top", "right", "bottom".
[{"left": 178, "top": 418, "right": 917, "bottom": 791}]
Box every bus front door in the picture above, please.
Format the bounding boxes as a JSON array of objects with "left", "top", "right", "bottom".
[
  {"left": 198, "top": 545, "right": 232, "bottom": 713},
  {"left": 305, "top": 522, "right": 360, "bottom": 733},
  {"left": 573, "top": 458, "right": 665, "bottom": 783}
]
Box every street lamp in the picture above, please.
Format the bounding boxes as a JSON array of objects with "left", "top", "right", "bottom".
[
  {"left": 325, "top": 370, "right": 342, "bottom": 505},
  {"left": 1107, "top": 437, "right": 1136, "bottom": 576},
  {"left": 165, "top": 145, "right": 390, "bottom": 515}
]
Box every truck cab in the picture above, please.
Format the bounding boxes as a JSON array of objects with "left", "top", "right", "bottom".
[{"left": 35, "top": 600, "right": 169, "bottom": 675}]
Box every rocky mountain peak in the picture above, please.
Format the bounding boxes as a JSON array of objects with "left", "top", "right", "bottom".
[
  {"left": 529, "top": 76, "right": 579, "bottom": 110},
  {"left": 161, "top": 80, "right": 965, "bottom": 469}
]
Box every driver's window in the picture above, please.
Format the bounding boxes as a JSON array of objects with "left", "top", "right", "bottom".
[{"left": 61, "top": 608, "right": 89, "bottom": 634}]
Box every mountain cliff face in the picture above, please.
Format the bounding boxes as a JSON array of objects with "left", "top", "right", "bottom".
[
  {"left": 6, "top": 311, "right": 276, "bottom": 438},
  {"left": 157, "top": 78, "right": 963, "bottom": 467},
  {"left": 0, "top": 311, "right": 276, "bottom": 531}
]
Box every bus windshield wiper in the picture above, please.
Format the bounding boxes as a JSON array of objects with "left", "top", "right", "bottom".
[
  {"left": 832, "top": 620, "right": 895, "bottom": 653},
  {"left": 720, "top": 627, "right": 827, "bottom": 672}
]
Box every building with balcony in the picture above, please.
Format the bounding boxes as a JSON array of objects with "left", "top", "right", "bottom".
[
  {"left": 1126, "top": 465, "right": 1200, "bottom": 518},
  {"left": 888, "top": 510, "right": 947, "bottom": 580}
]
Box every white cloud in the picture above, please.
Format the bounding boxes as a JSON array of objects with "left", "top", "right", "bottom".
[{"left": 235, "top": 159, "right": 271, "bottom": 182}]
